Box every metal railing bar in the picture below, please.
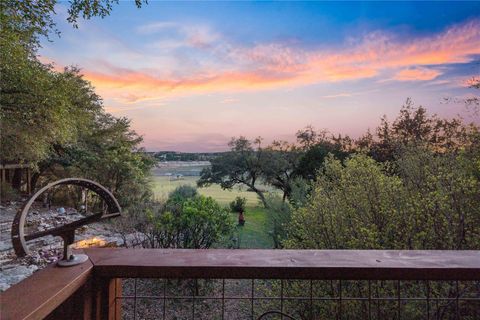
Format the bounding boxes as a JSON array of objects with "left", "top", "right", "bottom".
[
  {"left": 397, "top": 280, "right": 401, "bottom": 319},
  {"left": 115, "top": 279, "right": 118, "bottom": 320},
  {"left": 192, "top": 279, "right": 196, "bottom": 320},
  {"left": 163, "top": 279, "right": 166, "bottom": 320},
  {"left": 115, "top": 295, "right": 480, "bottom": 302},
  {"left": 426, "top": 280, "right": 430, "bottom": 320},
  {"left": 368, "top": 280, "right": 372, "bottom": 320},
  {"left": 280, "top": 279, "right": 284, "bottom": 320},
  {"left": 133, "top": 278, "right": 137, "bottom": 320},
  {"left": 455, "top": 281, "right": 460, "bottom": 320},
  {"left": 309, "top": 280, "right": 313, "bottom": 320},
  {"left": 251, "top": 279, "right": 254, "bottom": 320},
  {"left": 338, "top": 280, "right": 342, "bottom": 320},
  {"left": 222, "top": 279, "right": 225, "bottom": 320}
]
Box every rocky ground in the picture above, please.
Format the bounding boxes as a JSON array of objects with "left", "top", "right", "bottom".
[{"left": 0, "top": 201, "right": 124, "bottom": 291}]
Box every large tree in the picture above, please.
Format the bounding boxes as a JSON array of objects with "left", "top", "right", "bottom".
[
  {"left": 1, "top": 0, "right": 155, "bottom": 207},
  {"left": 198, "top": 137, "right": 269, "bottom": 207},
  {"left": 261, "top": 141, "right": 301, "bottom": 201}
]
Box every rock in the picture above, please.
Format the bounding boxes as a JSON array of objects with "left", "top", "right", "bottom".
[{"left": 0, "top": 265, "right": 39, "bottom": 291}]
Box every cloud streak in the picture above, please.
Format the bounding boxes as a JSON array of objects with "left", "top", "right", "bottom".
[
  {"left": 64, "top": 19, "right": 480, "bottom": 104},
  {"left": 393, "top": 67, "right": 441, "bottom": 81}
]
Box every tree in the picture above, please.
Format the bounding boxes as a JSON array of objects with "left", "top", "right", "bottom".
[
  {"left": 198, "top": 137, "right": 269, "bottom": 207},
  {"left": 1, "top": 1, "right": 154, "bottom": 208},
  {"left": 0, "top": 21, "right": 101, "bottom": 164},
  {"left": 261, "top": 141, "right": 302, "bottom": 201},
  {"left": 1, "top": 0, "right": 146, "bottom": 44},
  {"left": 363, "top": 99, "right": 471, "bottom": 162},
  {"left": 229, "top": 196, "right": 246, "bottom": 213},
  {"left": 50, "top": 113, "right": 155, "bottom": 210},
  {"left": 295, "top": 141, "right": 349, "bottom": 180},
  {"left": 294, "top": 126, "right": 351, "bottom": 180}
]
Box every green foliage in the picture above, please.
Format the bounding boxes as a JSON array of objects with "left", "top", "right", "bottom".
[
  {"left": 1, "top": 1, "right": 154, "bottom": 208},
  {"left": 283, "top": 150, "right": 480, "bottom": 318},
  {"left": 295, "top": 141, "right": 349, "bottom": 180},
  {"left": 1, "top": 0, "right": 145, "bottom": 45},
  {"left": 287, "top": 177, "right": 311, "bottom": 209},
  {"left": 286, "top": 150, "right": 480, "bottom": 250},
  {"left": 0, "top": 182, "right": 20, "bottom": 201},
  {"left": 229, "top": 196, "right": 246, "bottom": 213},
  {"left": 261, "top": 141, "right": 302, "bottom": 201},
  {"left": 179, "top": 196, "right": 234, "bottom": 248},
  {"left": 265, "top": 194, "right": 292, "bottom": 248},
  {"left": 120, "top": 196, "right": 234, "bottom": 249},
  {"left": 198, "top": 136, "right": 268, "bottom": 207},
  {"left": 168, "top": 185, "right": 198, "bottom": 204},
  {"left": 358, "top": 98, "right": 472, "bottom": 162},
  {"left": 0, "top": 19, "right": 101, "bottom": 163}
]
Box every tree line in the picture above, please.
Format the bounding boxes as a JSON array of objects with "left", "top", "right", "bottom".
[{"left": 198, "top": 97, "right": 480, "bottom": 209}]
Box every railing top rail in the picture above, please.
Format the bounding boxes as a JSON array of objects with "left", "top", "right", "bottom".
[
  {"left": 0, "top": 256, "right": 93, "bottom": 320},
  {"left": 85, "top": 248, "right": 480, "bottom": 280}
]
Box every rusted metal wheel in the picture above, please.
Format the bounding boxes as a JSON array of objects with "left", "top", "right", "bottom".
[{"left": 11, "top": 178, "right": 121, "bottom": 257}]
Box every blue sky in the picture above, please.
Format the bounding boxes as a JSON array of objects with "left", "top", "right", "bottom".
[{"left": 41, "top": 1, "right": 480, "bottom": 151}]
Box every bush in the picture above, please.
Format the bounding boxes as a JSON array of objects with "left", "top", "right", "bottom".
[
  {"left": 282, "top": 151, "right": 480, "bottom": 318},
  {"left": 229, "top": 196, "right": 246, "bottom": 213},
  {"left": 119, "top": 196, "right": 234, "bottom": 249},
  {"left": 265, "top": 194, "right": 292, "bottom": 248},
  {"left": 168, "top": 185, "right": 198, "bottom": 204},
  {"left": 286, "top": 151, "right": 480, "bottom": 250},
  {"left": 0, "top": 182, "right": 19, "bottom": 202}
]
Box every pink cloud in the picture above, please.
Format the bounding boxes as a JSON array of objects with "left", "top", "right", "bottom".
[
  {"left": 393, "top": 67, "right": 441, "bottom": 81},
  {"left": 68, "top": 19, "right": 480, "bottom": 102}
]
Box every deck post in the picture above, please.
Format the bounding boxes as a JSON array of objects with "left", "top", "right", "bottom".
[{"left": 93, "top": 277, "right": 122, "bottom": 320}]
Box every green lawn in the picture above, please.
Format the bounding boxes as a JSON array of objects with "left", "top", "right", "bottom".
[
  {"left": 234, "top": 206, "right": 273, "bottom": 249},
  {"left": 151, "top": 175, "right": 264, "bottom": 206},
  {"left": 151, "top": 175, "right": 274, "bottom": 249}
]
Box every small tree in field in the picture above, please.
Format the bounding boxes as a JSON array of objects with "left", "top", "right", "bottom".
[{"left": 230, "top": 196, "right": 247, "bottom": 225}]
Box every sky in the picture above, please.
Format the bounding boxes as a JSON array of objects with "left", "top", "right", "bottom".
[{"left": 40, "top": 1, "right": 480, "bottom": 152}]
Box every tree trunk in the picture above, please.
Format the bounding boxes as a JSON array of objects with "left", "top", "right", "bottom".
[{"left": 254, "top": 189, "right": 268, "bottom": 208}]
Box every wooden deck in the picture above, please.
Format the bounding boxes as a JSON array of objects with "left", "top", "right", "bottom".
[{"left": 1, "top": 249, "right": 479, "bottom": 319}]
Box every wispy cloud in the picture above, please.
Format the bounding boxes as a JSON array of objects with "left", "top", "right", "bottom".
[
  {"left": 48, "top": 19, "right": 480, "bottom": 103},
  {"left": 322, "top": 93, "right": 352, "bottom": 98},
  {"left": 393, "top": 67, "right": 441, "bottom": 81}
]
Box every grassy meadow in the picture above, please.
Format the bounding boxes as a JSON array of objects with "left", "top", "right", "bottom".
[{"left": 151, "top": 165, "right": 274, "bottom": 248}]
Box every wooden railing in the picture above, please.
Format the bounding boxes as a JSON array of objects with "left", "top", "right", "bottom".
[{"left": 1, "top": 249, "right": 479, "bottom": 319}]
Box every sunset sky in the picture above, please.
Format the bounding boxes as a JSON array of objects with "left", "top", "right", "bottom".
[{"left": 40, "top": 1, "right": 480, "bottom": 152}]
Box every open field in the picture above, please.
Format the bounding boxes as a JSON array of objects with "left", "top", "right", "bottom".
[
  {"left": 151, "top": 175, "right": 274, "bottom": 206},
  {"left": 151, "top": 168, "right": 274, "bottom": 249}
]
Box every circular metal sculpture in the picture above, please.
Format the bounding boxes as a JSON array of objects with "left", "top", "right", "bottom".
[{"left": 11, "top": 178, "right": 121, "bottom": 267}]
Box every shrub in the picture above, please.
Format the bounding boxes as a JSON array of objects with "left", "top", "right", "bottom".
[
  {"left": 119, "top": 196, "right": 234, "bottom": 249},
  {"left": 229, "top": 196, "right": 246, "bottom": 213},
  {"left": 168, "top": 185, "right": 198, "bottom": 204},
  {"left": 0, "top": 182, "right": 19, "bottom": 202},
  {"left": 265, "top": 194, "right": 292, "bottom": 248},
  {"left": 281, "top": 151, "right": 480, "bottom": 319}
]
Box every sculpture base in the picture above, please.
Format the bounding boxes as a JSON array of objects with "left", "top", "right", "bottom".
[{"left": 57, "top": 254, "right": 89, "bottom": 267}]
